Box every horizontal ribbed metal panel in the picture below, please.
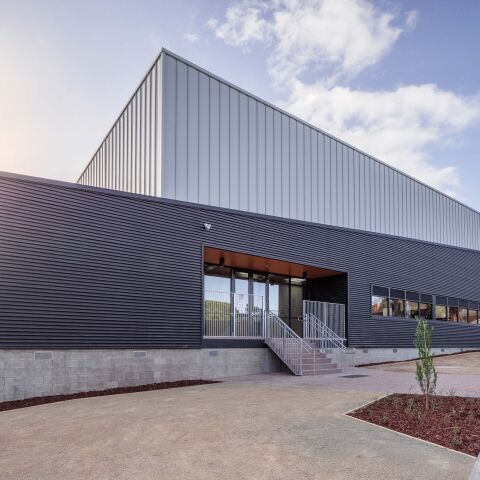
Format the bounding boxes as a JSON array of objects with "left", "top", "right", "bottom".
[
  {"left": 0, "top": 174, "right": 201, "bottom": 348},
  {"left": 77, "top": 56, "right": 162, "bottom": 196},
  {"left": 2, "top": 172, "right": 480, "bottom": 349}
]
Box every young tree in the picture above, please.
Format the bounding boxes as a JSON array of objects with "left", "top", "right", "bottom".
[{"left": 414, "top": 317, "right": 438, "bottom": 410}]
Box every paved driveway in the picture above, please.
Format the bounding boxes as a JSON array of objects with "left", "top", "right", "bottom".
[
  {"left": 0, "top": 369, "right": 475, "bottom": 480},
  {"left": 365, "top": 351, "right": 480, "bottom": 376}
]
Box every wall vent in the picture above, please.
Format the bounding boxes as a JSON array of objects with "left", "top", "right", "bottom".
[
  {"left": 362, "top": 348, "right": 368, "bottom": 353},
  {"left": 133, "top": 351, "right": 147, "bottom": 359},
  {"left": 208, "top": 350, "right": 219, "bottom": 358},
  {"left": 393, "top": 348, "right": 397, "bottom": 353},
  {"left": 34, "top": 351, "right": 52, "bottom": 360}
]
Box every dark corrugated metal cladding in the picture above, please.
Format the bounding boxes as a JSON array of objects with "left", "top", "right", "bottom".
[{"left": 1, "top": 174, "right": 480, "bottom": 348}]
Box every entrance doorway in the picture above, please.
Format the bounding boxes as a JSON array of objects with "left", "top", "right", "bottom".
[{"left": 203, "top": 247, "right": 346, "bottom": 338}]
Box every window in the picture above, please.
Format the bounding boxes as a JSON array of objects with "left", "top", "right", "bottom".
[
  {"left": 419, "top": 303, "right": 432, "bottom": 320},
  {"left": 468, "top": 309, "right": 478, "bottom": 324},
  {"left": 406, "top": 301, "right": 419, "bottom": 318},
  {"left": 372, "top": 295, "right": 388, "bottom": 317},
  {"left": 371, "top": 285, "right": 480, "bottom": 326},
  {"left": 435, "top": 304, "right": 447, "bottom": 321},
  {"left": 391, "top": 298, "right": 405, "bottom": 317},
  {"left": 448, "top": 306, "right": 458, "bottom": 322},
  {"left": 372, "top": 296, "right": 389, "bottom": 316}
]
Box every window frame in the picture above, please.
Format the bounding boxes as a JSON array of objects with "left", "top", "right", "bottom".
[{"left": 370, "top": 285, "right": 480, "bottom": 326}]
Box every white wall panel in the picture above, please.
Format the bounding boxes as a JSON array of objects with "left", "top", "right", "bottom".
[
  {"left": 187, "top": 66, "right": 199, "bottom": 203},
  {"left": 198, "top": 71, "right": 209, "bottom": 205}
]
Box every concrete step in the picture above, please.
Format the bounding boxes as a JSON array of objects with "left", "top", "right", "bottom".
[
  {"left": 303, "top": 361, "right": 338, "bottom": 369},
  {"left": 301, "top": 354, "right": 331, "bottom": 362},
  {"left": 301, "top": 359, "right": 332, "bottom": 366},
  {"left": 302, "top": 367, "right": 342, "bottom": 375}
]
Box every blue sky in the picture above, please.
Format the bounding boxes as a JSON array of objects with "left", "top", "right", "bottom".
[{"left": 1, "top": 0, "right": 479, "bottom": 208}]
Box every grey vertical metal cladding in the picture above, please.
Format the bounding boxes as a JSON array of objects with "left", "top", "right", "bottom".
[
  {"left": 159, "top": 51, "right": 480, "bottom": 251},
  {"left": 78, "top": 55, "right": 162, "bottom": 197},
  {"left": 2, "top": 173, "right": 480, "bottom": 349},
  {"left": 77, "top": 49, "right": 480, "bottom": 251}
]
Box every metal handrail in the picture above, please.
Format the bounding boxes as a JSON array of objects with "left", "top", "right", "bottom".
[
  {"left": 204, "top": 290, "right": 264, "bottom": 337},
  {"left": 264, "top": 311, "right": 315, "bottom": 376},
  {"left": 304, "top": 312, "right": 346, "bottom": 348},
  {"left": 303, "top": 312, "right": 349, "bottom": 368},
  {"left": 303, "top": 300, "right": 345, "bottom": 339}
]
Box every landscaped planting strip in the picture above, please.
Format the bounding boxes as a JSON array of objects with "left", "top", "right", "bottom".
[
  {"left": 346, "top": 394, "right": 479, "bottom": 458},
  {"left": 0, "top": 380, "right": 221, "bottom": 412}
]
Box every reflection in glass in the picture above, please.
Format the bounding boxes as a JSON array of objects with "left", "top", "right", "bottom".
[
  {"left": 406, "top": 301, "right": 419, "bottom": 318},
  {"left": 234, "top": 271, "right": 249, "bottom": 295},
  {"left": 391, "top": 299, "right": 405, "bottom": 317},
  {"left": 268, "top": 274, "right": 290, "bottom": 324},
  {"left": 290, "top": 278, "right": 306, "bottom": 335},
  {"left": 459, "top": 308, "right": 468, "bottom": 323},
  {"left": 435, "top": 305, "right": 447, "bottom": 321},
  {"left": 203, "top": 265, "right": 232, "bottom": 337},
  {"left": 204, "top": 264, "right": 231, "bottom": 293},
  {"left": 372, "top": 296, "right": 389, "bottom": 316},
  {"left": 468, "top": 309, "right": 478, "bottom": 324},
  {"left": 448, "top": 306, "right": 458, "bottom": 322},
  {"left": 420, "top": 303, "right": 432, "bottom": 320}
]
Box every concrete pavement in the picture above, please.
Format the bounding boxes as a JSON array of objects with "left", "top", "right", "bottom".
[{"left": 0, "top": 368, "right": 476, "bottom": 480}]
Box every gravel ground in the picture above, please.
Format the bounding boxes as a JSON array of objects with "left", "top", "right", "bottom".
[{"left": 0, "top": 370, "right": 475, "bottom": 480}]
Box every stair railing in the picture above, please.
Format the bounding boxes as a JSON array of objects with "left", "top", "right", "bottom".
[
  {"left": 303, "top": 312, "right": 348, "bottom": 369},
  {"left": 264, "top": 311, "right": 316, "bottom": 375}
]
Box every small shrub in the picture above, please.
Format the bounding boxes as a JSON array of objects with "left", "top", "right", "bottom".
[
  {"left": 453, "top": 436, "right": 463, "bottom": 447},
  {"left": 414, "top": 318, "right": 437, "bottom": 411}
]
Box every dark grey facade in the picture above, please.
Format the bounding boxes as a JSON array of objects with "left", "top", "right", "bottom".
[{"left": 2, "top": 171, "right": 480, "bottom": 349}]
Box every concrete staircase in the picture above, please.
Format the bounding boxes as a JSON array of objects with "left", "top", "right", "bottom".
[
  {"left": 264, "top": 324, "right": 343, "bottom": 376},
  {"left": 301, "top": 346, "right": 342, "bottom": 375}
]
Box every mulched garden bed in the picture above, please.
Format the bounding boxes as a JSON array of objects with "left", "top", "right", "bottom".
[
  {"left": 348, "top": 393, "right": 480, "bottom": 456},
  {"left": 0, "top": 379, "right": 220, "bottom": 413}
]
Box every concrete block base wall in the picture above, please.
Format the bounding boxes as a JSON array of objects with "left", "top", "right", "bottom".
[
  {"left": 0, "top": 348, "right": 285, "bottom": 402},
  {"left": 349, "top": 347, "right": 473, "bottom": 366}
]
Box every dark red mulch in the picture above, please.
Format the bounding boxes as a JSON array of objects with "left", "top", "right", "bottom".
[
  {"left": 348, "top": 393, "right": 480, "bottom": 457},
  {"left": 0, "top": 380, "right": 221, "bottom": 413}
]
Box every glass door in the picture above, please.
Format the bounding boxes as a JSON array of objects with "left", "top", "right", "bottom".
[
  {"left": 234, "top": 272, "right": 250, "bottom": 336},
  {"left": 252, "top": 274, "right": 266, "bottom": 336}
]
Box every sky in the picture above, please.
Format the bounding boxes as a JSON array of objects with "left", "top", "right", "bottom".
[{"left": 1, "top": 0, "right": 479, "bottom": 209}]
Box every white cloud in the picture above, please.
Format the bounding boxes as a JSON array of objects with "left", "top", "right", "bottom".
[
  {"left": 209, "top": 0, "right": 404, "bottom": 85},
  {"left": 208, "top": 1, "right": 271, "bottom": 50},
  {"left": 405, "top": 10, "right": 419, "bottom": 30},
  {"left": 286, "top": 81, "right": 479, "bottom": 194},
  {"left": 183, "top": 32, "right": 200, "bottom": 43},
  {"left": 208, "top": 0, "right": 480, "bottom": 197}
]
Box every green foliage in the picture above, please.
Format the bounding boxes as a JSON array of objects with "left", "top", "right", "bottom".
[{"left": 414, "top": 317, "right": 438, "bottom": 410}]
